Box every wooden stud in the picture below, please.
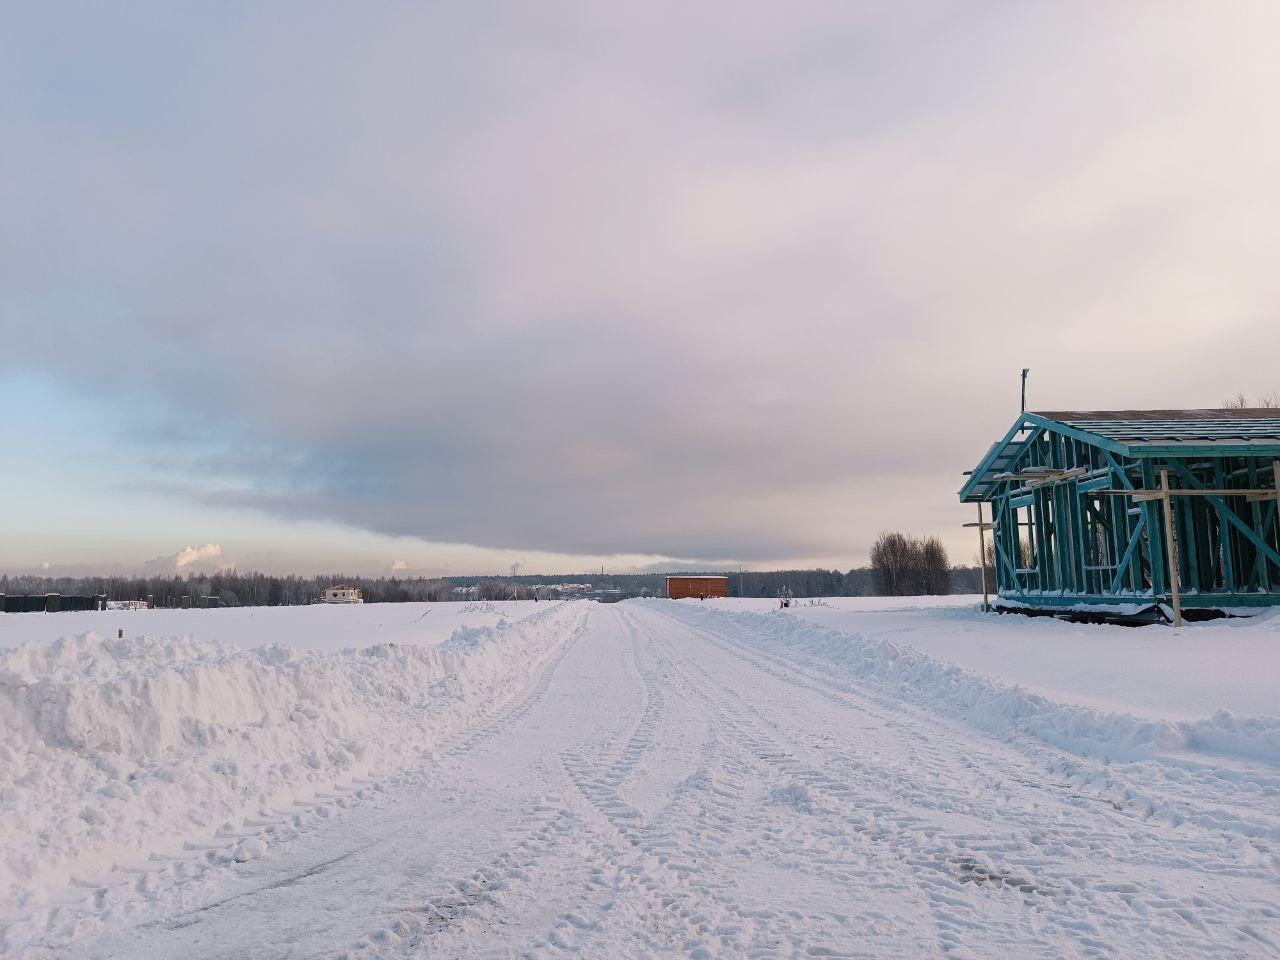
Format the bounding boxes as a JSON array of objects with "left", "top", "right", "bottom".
[
  {"left": 1249, "top": 460, "right": 1267, "bottom": 591},
  {"left": 1182, "top": 494, "right": 1201, "bottom": 594},
  {"left": 1215, "top": 460, "right": 1236, "bottom": 593},
  {"left": 1274, "top": 459, "right": 1280, "bottom": 555},
  {"left": 1161, "top": 468, "right": 1183, "bottom": 627},
  {"left": 1143, "top": 461, "right": 1165, "bottom": 597}
]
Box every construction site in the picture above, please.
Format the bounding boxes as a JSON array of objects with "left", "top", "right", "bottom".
[{"left": 962, "top": 408, "right": 1280, "bottom": 623}]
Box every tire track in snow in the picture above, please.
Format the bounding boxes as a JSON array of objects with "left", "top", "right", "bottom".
[
  {"left": 637, "top": 602, "right": 1279, "bottom": 959},
  {"left": 652, "top": 605, "right": 1248, "bottom": 957},
  {"left": 550, "top": 607, "right": 778, "bottom": 957},
  {"left": 354, "top": 605, "right": 742, "bottom": 959},
  {"left": 627, "top": 606, "right": 956, "bottom": 958},
  {"left": 430, "top": 606, "right": 590, "bottom": 765},
  {"left": 666, "top": 601, "right": 1280, "bottom": 877},
  {"left": 549, "top": 606, "right": 924, "bottom": 959},
  {"left": 671, "top": 603, "right": 1280, "bottom": 844},
  {"left": 659, "top": 611, "right": 1172, "bottom": 959},
  {"left": 332, "top": 608, "right": 596, "bottom": 959},
  {"left": 334, "top": 605, "right": 681, "bottom": 959},
  {"left": 339, "top": 800, "right": 579, "bottom": 960}
]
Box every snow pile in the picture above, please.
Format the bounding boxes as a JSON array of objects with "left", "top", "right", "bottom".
[
  {"left": 0, "top": 603, "right": 583, "bottom": 919},
  {"left": 658, "top": 602, "right": 1280, "bottom": 765},
  {"left": 763, "top": 596, "right": 1279, "bottom": 720},
  {"left": 766, "top": 779, "right": 831, "bottom": 814}
]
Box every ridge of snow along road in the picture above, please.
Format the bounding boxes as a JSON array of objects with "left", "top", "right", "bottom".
[
  {"left": 0, "top": 601, "right": 585, "bottom": 945},
  {"left": 647, "top": 600, "right": 1280, "bottom": 767}
]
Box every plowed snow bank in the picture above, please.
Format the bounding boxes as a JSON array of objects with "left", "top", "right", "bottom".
[
  {"left": 0, "top": 603, "right": 582, "bottom": 919},
  {"left": 657, "top": 602, "right": 1280, "bottom": 765}
]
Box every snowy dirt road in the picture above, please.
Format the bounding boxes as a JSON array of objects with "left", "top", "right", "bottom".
[{"left": 56, "top": 603, "right": 1279, "bottom": 959}]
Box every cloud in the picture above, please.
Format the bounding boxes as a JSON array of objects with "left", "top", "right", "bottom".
[
  {"left": 175, "top": 544, "right": 224, "bottom": 570},
  {"left": 3, "top": 3, "right": 1280, "bottom": 567},
  {"left": 389, "top": 559, "right": 408, "bottom": 572},
  {"left": 144, "top": 544, "right": 231, "bottom": 575}
]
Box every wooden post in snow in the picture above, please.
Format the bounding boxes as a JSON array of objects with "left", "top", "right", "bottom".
[
  {"left": 1160, "top": 468, "right": 1183, "bottom": 627},
  {"left": 977, "top": 503, "right": 990, "bottom": 613},
  {"left": 964, "top": 513, "right": 995, "bottom": 614}
]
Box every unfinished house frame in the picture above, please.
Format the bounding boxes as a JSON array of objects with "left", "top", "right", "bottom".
[{"left": 960, "top": 410, "right": 1280, "bottom": 622}]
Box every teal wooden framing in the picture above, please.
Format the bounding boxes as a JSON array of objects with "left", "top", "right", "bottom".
[
  {"left": 961, "top": 412, "right": 1280, "bottom": 614},
  {"left": 1168, "top": 462, "right": 1280, "bottom": 573}
]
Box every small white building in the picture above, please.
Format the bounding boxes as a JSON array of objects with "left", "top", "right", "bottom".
[{"left": 322, "top": 585, "right": 364, "bottom": 604}]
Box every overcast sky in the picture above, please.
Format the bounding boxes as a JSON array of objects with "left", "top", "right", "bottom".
[{"left": 3, "top": 2, "right": 1279, "bottom": 577}]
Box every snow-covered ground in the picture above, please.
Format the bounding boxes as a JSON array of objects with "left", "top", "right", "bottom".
[
  {"left": 0, "top": 600, "right": 580, "bottom": 953},
  {"left": 2, "top": 598, "right": 1278, "bottom": 958},
  {"left": 704, "top": 595, "right": 1280, "bottom": 721},
  {"left": 0, "top": 599, "right": 546, "bottom": 653}
]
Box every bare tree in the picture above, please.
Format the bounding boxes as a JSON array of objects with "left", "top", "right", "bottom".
[
  {"left": 1223, "top": 392, "right": 1278, "bottom": 409},
  {"left": 870, "top": 532, "right": 911, "bottom": 595},
  {"left": 872, "top": 532, "right": 952, "bottom": 596},
  {"left": 919, "top": 537, "right": 952, "bottom": 594},
  {"left": 974, "top": 540, "right": 998, "bottom": 572}
]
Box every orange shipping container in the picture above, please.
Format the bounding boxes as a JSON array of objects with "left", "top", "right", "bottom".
[{"left": 665, "top": 576, "right": 729, "bottom": 600}]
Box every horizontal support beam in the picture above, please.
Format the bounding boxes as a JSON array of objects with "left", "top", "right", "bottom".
[
  {"left": 1094, "top": 489, "right": 1162, "bottom": 501},
  {"left": 996, "top": 591, "right": 1280, "bottom": 610},
  {"left": 1095, "top": 488, "right": 1278, "bottom": 502},
  {"left": 1162, "top": 488, "right": 1277, "bottom": 497}
]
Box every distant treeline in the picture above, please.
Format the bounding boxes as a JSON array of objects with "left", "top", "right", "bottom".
[{"left": 1, "top": 560, "right": 984, "bottom": 608}]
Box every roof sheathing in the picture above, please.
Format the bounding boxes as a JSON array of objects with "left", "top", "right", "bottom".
[
  {"left": 960, "top": 409, "right": 1280, "bottom": 501},
  {"left": 1031, "top": 409, "right": 1280, "bottom": 449}
]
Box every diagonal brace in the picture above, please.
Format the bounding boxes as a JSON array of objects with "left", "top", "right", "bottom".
[{"left": 1169, "top": 462, "right": 1280, "bottom": 573}]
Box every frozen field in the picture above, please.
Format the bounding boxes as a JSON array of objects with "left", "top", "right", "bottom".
[
  {"left": 706, "top": 596, "right": 1280, "bottom": 721},
  {"left": 0, "top": 599, "right": 546, "bottom": 653},
  {"left": 2, "top": 598, "right": 1278, "bottom": 958}
]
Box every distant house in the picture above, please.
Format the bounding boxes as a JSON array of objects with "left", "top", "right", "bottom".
[
  {"left": 322, "top": 584, "right": 364, "bottom": 604},
  {"left": 665, "top": 576, "right": 729, "bottom": 600},
  {"left": 528, "top": 583, "right": 593, "bottom": 600}
]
